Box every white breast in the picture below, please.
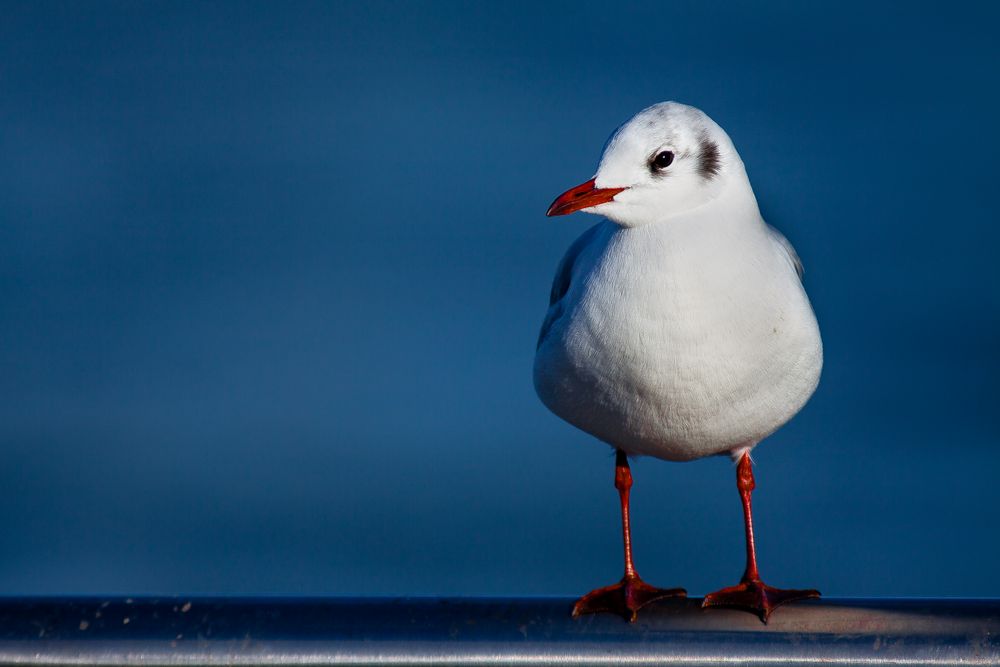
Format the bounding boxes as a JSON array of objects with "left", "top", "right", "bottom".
[{"left": 534, "top": 215, "right": 822, "bottom": 462}]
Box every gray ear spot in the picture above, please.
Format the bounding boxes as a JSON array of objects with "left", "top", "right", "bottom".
[{"left": 698, "top": 137, "right": 721, "bottom": 180}]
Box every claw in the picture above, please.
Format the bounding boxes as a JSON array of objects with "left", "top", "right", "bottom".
[
  {"left": 702, "top": 578, "right": 819, "bottom": 623},
  {"left": 573, "top": 575, "right": 686, "bottom": 622}
]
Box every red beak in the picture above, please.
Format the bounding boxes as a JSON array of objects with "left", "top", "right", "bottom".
[{"left": 546, "top": 178, "right": 627, "bottom": 217}]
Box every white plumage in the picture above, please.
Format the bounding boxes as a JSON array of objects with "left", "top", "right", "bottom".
[{"left": 534, "top": 102, "right": 821, "bottom": 462}]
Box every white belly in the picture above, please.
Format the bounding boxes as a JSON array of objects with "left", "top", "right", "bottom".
[{"left": 534, "top": 221, "right": 822, "bottom": 461}]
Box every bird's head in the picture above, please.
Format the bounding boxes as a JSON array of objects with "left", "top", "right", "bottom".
[{"left": 546, "top": 102, "right": 744, "bottom": 227}]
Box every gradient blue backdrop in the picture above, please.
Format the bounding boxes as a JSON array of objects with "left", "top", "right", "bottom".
[{"left": 1, "top": 1, "right": 997, "bottom": 597}]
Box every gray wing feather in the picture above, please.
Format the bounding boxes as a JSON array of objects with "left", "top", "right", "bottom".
[
  {"left": 537, "top": 223, "right": 602, "bottom": 349},
  {"left": 766, "top": 223, "right": 804, "bottom": 279}
]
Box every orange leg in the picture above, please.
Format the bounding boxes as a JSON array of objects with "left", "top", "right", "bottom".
[
  {"left": 702, "top": 451, "right": 819, "bottom": 623},
  {"left": 573, "top": 450, "right": 686, "bottom": 622}
]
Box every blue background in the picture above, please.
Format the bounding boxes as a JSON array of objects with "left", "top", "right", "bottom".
[{"left": 1, "top": 1, "right": 997, "bottom": 597}]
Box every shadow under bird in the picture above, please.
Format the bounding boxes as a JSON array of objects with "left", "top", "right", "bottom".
[{"left": 534, "top": 101, "right": 822, "bottom": 623}]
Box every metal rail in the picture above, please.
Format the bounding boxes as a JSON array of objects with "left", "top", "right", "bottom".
[{"left": 0, "top": 596, "right": 996, "bottom": 666}]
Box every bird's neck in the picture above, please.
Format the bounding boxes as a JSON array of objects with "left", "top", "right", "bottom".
[{"left": 660, "top": 170, "right": 763, "bottom": 235}]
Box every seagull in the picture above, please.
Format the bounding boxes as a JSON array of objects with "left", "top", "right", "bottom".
[{"left": 534, "top": 101, "right": 822, "bottom": 623}]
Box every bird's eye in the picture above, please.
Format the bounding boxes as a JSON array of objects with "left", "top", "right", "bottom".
[{"left": 651, "top": 151, "right": 674, "bottom": 171}]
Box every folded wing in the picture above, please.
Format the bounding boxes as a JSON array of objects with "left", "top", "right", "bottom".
[{"left": 537, "top": 223, "right": 603, "bottom": 349}]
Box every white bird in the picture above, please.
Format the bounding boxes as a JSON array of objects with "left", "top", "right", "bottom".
[{"left": 534, "top": 101, "right": 822, "bottom": 623}]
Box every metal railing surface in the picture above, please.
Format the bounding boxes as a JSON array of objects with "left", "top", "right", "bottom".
[{"left": 0, "top": 596, "right": 996, "bottom": 666}]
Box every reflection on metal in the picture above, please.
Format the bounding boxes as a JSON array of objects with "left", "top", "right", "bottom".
[{"left": 0, "top": 597, "right": 997, "bottom": 665}]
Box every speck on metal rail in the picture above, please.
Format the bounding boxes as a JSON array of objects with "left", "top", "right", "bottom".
[{"left": 0, "top": 596, "right": 996, "bottom": 666}]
